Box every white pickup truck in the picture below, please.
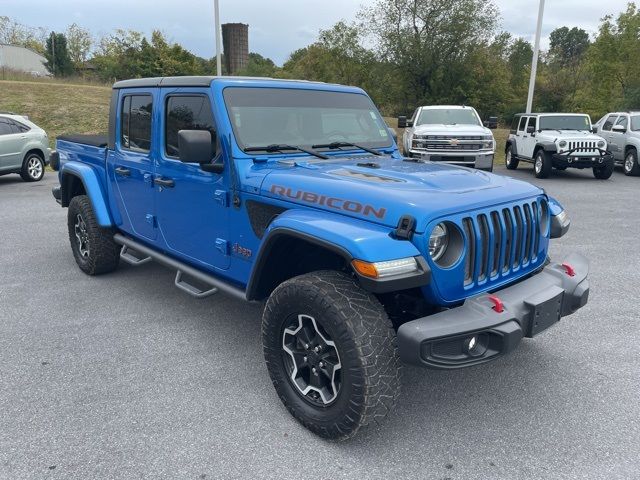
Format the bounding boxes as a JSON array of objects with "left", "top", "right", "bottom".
[{"left": 398, "top": 105, "right": 496, "bottom": 171}]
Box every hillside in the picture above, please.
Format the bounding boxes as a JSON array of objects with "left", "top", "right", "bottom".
[{"left": 0, "top": 80, "right": 111, "bottom": 148}]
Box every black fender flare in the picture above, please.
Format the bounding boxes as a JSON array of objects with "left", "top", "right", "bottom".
[{"left": 505, "top": 140, "right": 518, "bottom": 156}]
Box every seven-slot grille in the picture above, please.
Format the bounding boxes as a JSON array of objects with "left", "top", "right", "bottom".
[
  {"left": 461, "top": 200, "right": 547, "bottom": 286},
  {"left": 568, "top": 141, "right": 598, "bottom": 153}
]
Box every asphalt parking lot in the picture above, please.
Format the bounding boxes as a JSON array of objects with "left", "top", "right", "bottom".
[{"left": 1, "top": 163, "right": 638, "bottom": 480}]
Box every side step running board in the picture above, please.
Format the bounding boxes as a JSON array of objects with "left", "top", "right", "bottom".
[
  {"left": 120, "top": 245, "right": 152, "bottom": 266},
  {"left": 113, "top": 233, "right": 246, "bottom": 301}
]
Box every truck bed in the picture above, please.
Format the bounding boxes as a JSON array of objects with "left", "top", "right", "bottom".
[{"left": 57, "top": 134, "right": 108, "bottom": 148}]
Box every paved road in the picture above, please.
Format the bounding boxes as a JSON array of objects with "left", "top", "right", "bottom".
[{"left": 1, "top": 164, "right": 638, "bottom": 480}]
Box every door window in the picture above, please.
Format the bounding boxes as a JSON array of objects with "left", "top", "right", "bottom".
[
  {"left": 602, "top": 115, "right": 617, "bottom": 132},
  {"left": 165, "top": 95, "right": 216, "bottom": 158},
  {"left": 615, "top": 115, "right": 628, "bottom": 130},
  {"left": 526, "top": 117, "right": 537, "bottom": 131},
  {"left": 0, "top": 119, "right": 14, "bottom": 135},
  {"left": 121, "top": 95, "right": 153, "bottom": 152},
  {"left": 517, "top": 116, "right": 528, "bottom": 132}
]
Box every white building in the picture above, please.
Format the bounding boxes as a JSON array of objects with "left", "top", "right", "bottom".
[{"left": 0, "top": 44, "right": 49, "bottom": 76}]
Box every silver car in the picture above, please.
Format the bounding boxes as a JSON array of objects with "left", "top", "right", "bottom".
[
  {"left": 0, "top": 113, "right": 50, "bottom": 182},
  {"left": 595, "top": 111, "right": 640, "bottom": 176}
]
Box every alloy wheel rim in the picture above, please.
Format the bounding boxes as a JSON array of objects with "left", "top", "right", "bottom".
[
  {"left": 281, "top": 314, "right": 342, "bottom": 406},
  {"left": 28, "top": 157, "right": 43, "bottom": 179},
  {"left": 625, "top": 154, "right": 634, "bottom": 172},
  {"left": 535, "top": 157, "right": 542, "bottom": 173},
  {"left": 74, "top": 214, "right": 90, "bottom": 258},
  {"left": 506, "top": 150, "right": 511, "bottom": 166}
]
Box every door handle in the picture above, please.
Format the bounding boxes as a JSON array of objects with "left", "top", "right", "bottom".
[
  {"left": 115, "top": 167, "right": 131, "bottom": 177},
  {"left": 153, "top": 177, "right": 175, "bottom": 188}
]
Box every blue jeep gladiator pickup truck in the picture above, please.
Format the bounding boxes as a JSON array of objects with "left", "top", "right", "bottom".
[{"left": 51, "top": 76, "right": 588, "bottom": 440}]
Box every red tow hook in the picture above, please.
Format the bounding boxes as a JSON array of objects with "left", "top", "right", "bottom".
[
  {"left": 487, "top": 295, "right": 504, "bottom": 313},
  {"left": 561, "top": 262, "right": 576, "bottom": 277}
]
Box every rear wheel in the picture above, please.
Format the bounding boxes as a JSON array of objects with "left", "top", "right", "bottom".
[
  {"left": 20, "top": 152, "right": 45, "bottom": 182},
  {"left": 534, "top": 150, "right": 552, "bottom": 178},
  {"left": 593, "top": 161, "right": 614, "bottom": 179},
  {"left": 67, "top": 195, "right": 120, "bottom": 275},
  {"left": 262, "top": 270, "right": 401, "bottom": 440},
  {"left": 623, "top": 149, "right": 640, "bottom": 176},
  {"left": 505, "top": 145, "right": 519, "bottom": 170}
]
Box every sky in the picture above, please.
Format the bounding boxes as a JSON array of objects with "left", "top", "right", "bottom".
[{"left": 2, "top": 0, "right": 634, "bottom": 65}]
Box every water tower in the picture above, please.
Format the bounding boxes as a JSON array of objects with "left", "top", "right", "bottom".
[{"left": 221, "top": 23, "right": 249, "bottom": 74}]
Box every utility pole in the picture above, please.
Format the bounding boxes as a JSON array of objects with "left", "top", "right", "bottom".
[
  {"left": 526, "top": 0, "right": 545, "bottom": 113},
  {"left": 214, "top": 0, "right": 222, "bottom": 76}
]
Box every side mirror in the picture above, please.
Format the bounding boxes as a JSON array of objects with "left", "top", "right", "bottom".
[
  {"left": 526, "top": 126, "right": 536, "bottom": 134},
  {"left": 397, "top": 116, "right": 407, "bottom": 129},
  {"left": 591, "top": 126, "right": 598, "bottom": 134},
  {"left": 612, "top": 124, "right": 627, "bottom": 133},
  {"left": 178, "top": 130, "right": 223, "bottom": 173}
]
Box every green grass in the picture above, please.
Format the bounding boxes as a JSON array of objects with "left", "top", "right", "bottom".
[{"left": 0, "top": 80, "right": 111, "bottom": 148}]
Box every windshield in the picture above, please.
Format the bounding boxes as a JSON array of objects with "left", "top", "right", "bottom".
[
  {"left": 416, "top": 108, "right": 480, "bottom": 126},
  {"left": 539, "top": 115, "right": 591, "bottom": 131},
  {"left": 223, "top": 87, "right": 392, "bottom": 151},
  {"left": 631, "top": 115, "right": 640, "bottom": 131}
]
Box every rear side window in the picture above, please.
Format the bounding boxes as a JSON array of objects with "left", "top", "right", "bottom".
[
  {"left": 121, "top": 94, "right": 153, "bottom": 152},
  {"left": 165, "top": 95, "right": 215, "bottom": 158},
  {"left": 517, "top": 116, "right": 527, "bottom": 132},
  {"left": 602, "top": 115, "right": 616, "bottom": 132},
  {"left": 510, "top": 116, "right": 520, "bottom": 132}
]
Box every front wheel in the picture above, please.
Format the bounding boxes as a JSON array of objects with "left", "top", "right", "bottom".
[
  {"left": 67, "top": 195, "right": 120, "bottom": 275},
  {"left": 534, "top": 150, "right": 552, "bottom": 178},
  {"left": 262, "top": 270, "right": 401, "bottom": 440},
  {"left": 593, "top": 162, "right": 614, "bottom": 179}
]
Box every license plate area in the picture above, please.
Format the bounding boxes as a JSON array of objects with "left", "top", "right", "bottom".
[{"left": 524, "top": 286, "right": 564, "bottom": 337}]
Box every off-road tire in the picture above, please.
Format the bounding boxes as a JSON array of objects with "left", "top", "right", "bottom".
[
  {"left": 505, "top": 145, "right": 519, "bottom": 170},
  {"left": 20, "top": 152, "right": 45, "bottom": 182},
  {"left": 262, "top": 270, "right": 401, "bottom": 440},
  {"left": 623, "top": 149, "right": 640, "bottom": 176},
  {"left": 593, "top": 161, "right": 614, "bottom": 179},
  {"left": 534, "top": 149, "right": 552, "bottom": 178},
  {"left": 67, "top": 195, "right": 120, "bottom": 275}
]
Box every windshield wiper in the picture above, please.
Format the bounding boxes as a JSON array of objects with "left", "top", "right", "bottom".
[
  {"left": 311, "top": 141, "right": 382, "bottom": 156},
  {"left": 244, "top": 144, "right": 328, "bottom": 159}
]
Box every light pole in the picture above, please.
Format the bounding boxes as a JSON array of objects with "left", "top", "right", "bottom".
[
  {"left": 214, "top": 0, "right": 222, "bottom": 76},
  {"left": 526, "top": 0, "right": 545, "bottom": 113}
]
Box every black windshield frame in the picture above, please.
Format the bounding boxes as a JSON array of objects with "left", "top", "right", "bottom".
[{"left": 222, "top": 87, "right": 393, "bottom": 153}]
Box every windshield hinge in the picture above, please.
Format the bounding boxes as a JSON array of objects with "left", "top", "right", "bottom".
[{"left": 394, "top": 215, "right": 416, "bottom": 240}]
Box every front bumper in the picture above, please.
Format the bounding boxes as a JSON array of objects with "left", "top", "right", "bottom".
[
  {"left": 552, "top": 148, "right": 613, "bottom": 169},
  {"left": 397, "top": 252, "right": 589, "bottom": 369},
  {"left": 409, "top": 150, "right": 494, "bottom": 170}
]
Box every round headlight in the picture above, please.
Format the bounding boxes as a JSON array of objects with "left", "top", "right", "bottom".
[
  {"left": 558, "top": 140, "right": 567, "bottom": 148},
  {"left": 429, "top": 223, "right": 449, "bottom": 261},
  {"left": 597, "top": 140, "right": 605, "bottom": 148}
]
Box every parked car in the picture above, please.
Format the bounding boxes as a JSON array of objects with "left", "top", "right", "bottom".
[
  {"left": 398, "top": 105, "right": 495, "bottom": 171},
  {"left": 594, "top": 111, "right": 640, "bottom": 176},
  {"left": 51, "top": 76, "right": 588, "bottom": 440},
  {"left": 0, "top": 112, "right": 50, "bottom": 182},
  {"left": 505, "top": 113, "right": 614, "bottom": 179},
  {"left": 483, "top": 116, "right": 498, "bottom": 129}
]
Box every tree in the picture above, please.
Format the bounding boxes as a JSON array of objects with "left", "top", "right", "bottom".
[
  {"left": 44, "top": 32, "right": 74, "bottom": 76},
  {"left": 0, "top": 16, "right": 46, "bottom": 53},
  {"left": 66, "top": 23, "right": 93, "bottom": 71},
  {"left": 237, "top": 53, "right": 278, "bottom": 77},
  {"left": 548, "top": 27, "right": 590, "bottom": 68},
  {"left": 362, "top": 0, "right": 499, "bottom": 110}
]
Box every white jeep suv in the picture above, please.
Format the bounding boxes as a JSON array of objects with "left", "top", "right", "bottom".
[
  {"left": 398, "top": 105, "right": 495, "bottom": 171},
  {"left": 505, "top": 113, "right": 614, "bottom": 179}
]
